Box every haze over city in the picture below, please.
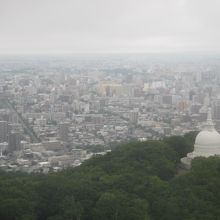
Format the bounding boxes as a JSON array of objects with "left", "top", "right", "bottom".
[{"left": 1, "top": 0, "right": 220, "bottom": 54}]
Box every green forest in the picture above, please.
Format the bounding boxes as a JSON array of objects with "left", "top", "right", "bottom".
[{"left": 0, "top": 131, "right": 220, "bottom": 220}]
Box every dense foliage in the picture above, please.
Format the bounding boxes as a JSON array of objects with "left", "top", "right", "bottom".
[{"left": 1, "top": 131, "right": 220, "bottom": 220}]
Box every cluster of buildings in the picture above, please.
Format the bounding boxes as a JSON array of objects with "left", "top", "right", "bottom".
[{"left": 1, "top": 55, "right": 220, "bottom": 172}]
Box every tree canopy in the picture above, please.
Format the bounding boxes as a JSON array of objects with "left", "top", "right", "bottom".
[{"left": 0, "top": 132, "right": 220, "bottom": 220}]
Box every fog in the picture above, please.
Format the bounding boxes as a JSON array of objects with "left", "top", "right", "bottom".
[{"left": 0, "top": 0, "right": 220, "bottom": 54}]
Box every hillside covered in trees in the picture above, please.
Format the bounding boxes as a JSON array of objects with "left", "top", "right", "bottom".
[{"left": 0, "top": 132, "right": 220, "bottom": 220}]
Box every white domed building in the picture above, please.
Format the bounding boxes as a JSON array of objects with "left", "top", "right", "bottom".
[{"left": 181, "top": 108, "right": 220, "bottom": 169}]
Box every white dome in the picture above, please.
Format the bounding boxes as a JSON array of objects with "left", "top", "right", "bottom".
[
  {"left": 193, "top": 108, "right": 220, "bottom": 156},
  {"left": 181, "top": 107, "right": 220, "bottom": 169},
  {"left": 195, "top": 130, "right": 220, "bottom": 146}
]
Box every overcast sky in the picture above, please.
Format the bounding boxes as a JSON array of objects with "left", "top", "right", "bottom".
[{"left": 0, "top": 0, "right": 220, "bottom": 54}]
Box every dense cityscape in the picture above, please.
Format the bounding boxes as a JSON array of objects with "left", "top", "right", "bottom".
[
  {"left": 1, "top": 0, "right": 220, "bottom": 219},
  {"left": 0, "top": 54, "right": 220, "bottom": 173}
]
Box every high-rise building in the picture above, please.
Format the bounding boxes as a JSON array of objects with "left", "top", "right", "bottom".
[
  {"left": 213, "top": 99, "right": 220, "bottom": 120},
  {"left": 191, "top": 103, "right": 202, "bottom": 115},
  {"left": 162, "top": 95, "right": 172, "bottom": 105},
  {"left": 212, "top": 99, "right": 220, "bottom": 130},
  {"left": 8, "top": 131, "right": 21, "bottom": 152},
  {"left": 129, "top": 111, "right": 139, "bottom": 125},
  {"left": 0, "top": 121, "right": 9, "bottom": 142},
  {"left": 59, "top": 123, "right": 69, "bottom": 142},
  {"left": 0, "top": 142, "right": 8, "bottom": 157}
]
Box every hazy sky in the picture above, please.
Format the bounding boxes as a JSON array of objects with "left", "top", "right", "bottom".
[{"left": 0, "top": 0, "right": 220, "bottom": 54}]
